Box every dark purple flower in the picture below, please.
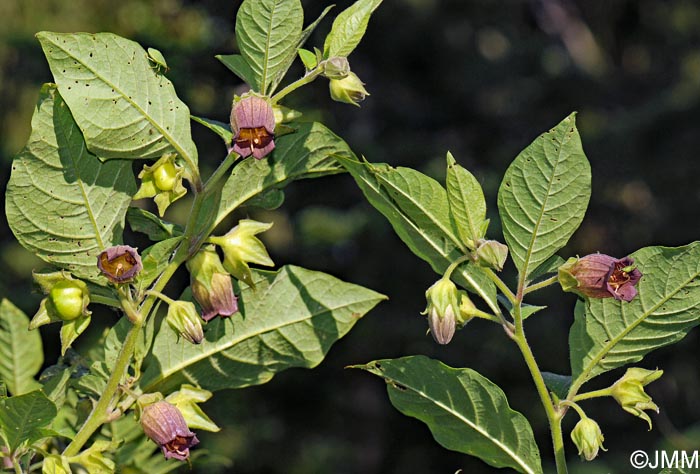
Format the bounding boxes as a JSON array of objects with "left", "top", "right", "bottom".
[
  {"left": 97, "top": 245, "right": 143, "bottom": 283},
  {"left": 558, "top": 254, "right": 642, "bottom": 302},
  {"left": 141, "top": 401, "right": 199, "bottom": 461},
  {"left": 229, "top": 94, "right": 275, "bottom": 159}
]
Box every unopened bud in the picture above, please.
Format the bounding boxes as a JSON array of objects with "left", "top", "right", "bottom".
[
  {"left": 187, "top": 245, "right": 238, "bottom": 322},
  {"left": 166, "top": 301, "right": 204, "bottom": 344},
  {"left": 571, "top": 417, "right": 606, "bottom": 461},
  {"left": 422, "top": 278, "right": 460, "bottom": 345},
  {"left": 322, "top": 56, "right": 351, "bottom": 79},
  {"left": 329, "top": 72, "right": 369, "bottom": 107}
]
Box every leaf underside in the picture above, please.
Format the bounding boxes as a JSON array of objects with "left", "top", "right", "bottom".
[{"left": 0, "top": 300, "right": 43, "bottom": 396}]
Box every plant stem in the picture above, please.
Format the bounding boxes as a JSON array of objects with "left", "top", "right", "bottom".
[
  {"left": 512, "top": 303, "right": 568, "bottom": 474},
  {"left": 12, "top": 458, "right": 22, "bottom": 474},
  {"left": 573, "top": 387, "right": 612, "bottom": 402},
  {"left": 443, "top": 255, "right": 473, "bottom": 280},
  {"left": 483, "top": 268, "right": 517, "bottom": 304},
  {"left": 464, "top": 308, "right": 502, "bottom": 324},
  {"left": 271, "top": 69, "right": 323, "bottom": 104},
  {"left": 62, "top": 317, "right": 144, "bottom": 457},
  {"left": 523, "top": 275, "right": 559, "bottom": 295}
]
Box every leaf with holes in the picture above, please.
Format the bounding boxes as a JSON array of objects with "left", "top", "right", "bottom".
[
  {"left": 569, "top": 243, "right": 700, "bottom": 393},
  {"left": 0, "top": 300, "right": 42, "bottom": 396},
  {"left": 138, "top": 265, "right": 385, "bottom": 393},
  {"left": 356, "top": 356, "right": 542, "bottom": 474},
  {"left": 235, "top": 0, "right": 303, "bottom": 95},
  {"left": 36, "top": 32, "right": 198, "bottom": 173},
  {"left": 497, "top": 113, "right": 590, "bottom": 281},
  {"left": 5, "top": 85, "right": 135, "bottom": 282}
]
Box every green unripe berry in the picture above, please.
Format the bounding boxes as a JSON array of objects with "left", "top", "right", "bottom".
[
  {"left": 49, "top": 281, "right": 84, "bottom": 321},
  {"left": 152, "top": 161, "right": 178, "bottom": 191}
]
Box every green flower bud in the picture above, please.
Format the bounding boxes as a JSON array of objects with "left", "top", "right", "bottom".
[
  {"left": 322, "top": 56, "right": 351, "bottom": 79},
  {"left": 133, "top": 153, "right": 187, "bottom": 217},
  {"left": 571, "top": 417, "right": 606, "bottom": 461},
  {"left": 209, "top": 219, "right": 274, "bottom": 288},
  {"left": 457, "top": 291, "right": 476, "bottom": 326},
  {"left": 475, "top": 239, "right": 509, "bottom": 271},
  {"left": 186, "top": 245, "right": 238, "bottom": 322},
  {"left": 610, "top": 367, "right": 663, "bottom": 430},
  {"left": 422, "top": 278, "right": 460, "bottom": 344},
  {"left": 329, "top": 72, "right": 369, "bottom": 107},
  {"left": 166, "top": 301, "right": 204, "bottom": 344},
  {"left": 49, "top": 280, "right": 88, "bottom": 321}
]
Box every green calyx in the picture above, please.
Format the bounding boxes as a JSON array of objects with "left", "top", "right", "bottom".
[
  {"left": 610, "top": 367, "right": 663, "bottom": 430},
  {"left": 133, "top": 153, "right": 187, "bottom": 216},
  {"left": 329, "top": 71, "right": 369, "bottom": 107},
  {"left": 570, "top": 417, "right": 606, "bottom": 461}
]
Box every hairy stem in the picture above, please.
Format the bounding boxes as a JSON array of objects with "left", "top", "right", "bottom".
[
  {"left": 573, "top": 387, "right": 612, "bottom": 402},
  {"left": 484, "top": 268, "right": 517, "bottom": 304},
  {"left": 512, "top": 303, "right": 568, "bottom": 474},
  {"left": 271, "top": 68, "right": 323, "bottom": 104},
  {"left": 523, "top": 275, "right": 559, "bottom": 295}
]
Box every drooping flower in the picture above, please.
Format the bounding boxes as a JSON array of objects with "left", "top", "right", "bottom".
[
  {"left": 166, "top": 300, "right": 204, "bottom": 344},
  {"left": 97, "top": 246, "right": 143, "bottom": 283},
  {"left": 610, "top": 367, "right": 663, "bottom": 430},
  {"left": 229, "top": 93, "right": 276, "bottom": 159},
  {"left": 140, "top": 401, "right": 199, "bottom": 461},
  {"left": 422, "top": 278, "right": 460, "bottom": 345},
  {"left": 558, "top": 254, "right": 642, "bottom": 302},
  {"left": 187, "top": 245, "right": 238, "bottom": 322},
  {"left": 329, "top": 71, "right": 370, "bottom": 107},
  {"left": 571, "top": 417, "right": 606, "bottom": 461}
]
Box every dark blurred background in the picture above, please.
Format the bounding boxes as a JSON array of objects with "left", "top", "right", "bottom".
[{"left": 2, "top": 0, "right": 700, "bottom": 473}]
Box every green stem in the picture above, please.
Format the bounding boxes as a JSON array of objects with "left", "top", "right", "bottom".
[
  {"left": 144, "top": 290, "right": 175, "bottom": 306},
  {"left": 464, "top": 308, "right": 502, "bottom": 324},
  {"left": 560, "top": 400, "right": 586, "bottom": 419},
  {"left": 62, "top": 317, "right": 144, "bottom": 457},
  {"left": 573, "top": 387, "right": 612, "bottom": 402},
  {"left": 12, "top": 458, "right": 22, "bottom": 474},
  {"left": 271, "top": 69, "right": 323, "bottom": 104},
  {"left": 443, "top": 255, "right": 473, "bottom": 280},
  {"left": 203, "top": 152, "right": 237, "bottom": 190},
  {"left": 511, "top": 303, "right": 568, "bottom": 474},
  {"left": 483, "top": 268, "right": 517, "bottom": 304},
  {"left": 523, "top": 275, "right": 559, "bottom": 295}
]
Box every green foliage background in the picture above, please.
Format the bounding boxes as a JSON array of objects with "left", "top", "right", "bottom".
[{"left": 1, "top": 0, "right": 699, "bottom": 473}]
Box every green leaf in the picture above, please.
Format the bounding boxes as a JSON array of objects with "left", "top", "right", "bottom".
[
  {"left": 215, "top": 54, "right": 259, "bottom": 89},
  {"left": 497, "top": 113, "right": 590, "bottom": 281},
  {"left": 0, "top": 300, "right": 42, "bottom": 396},
  {"left": 446, "top": 152, "right": 487, "bottom": 247},
  {"left": 135, "top": 237, "right": 182, "bottom": 293},
  {"left": 338, "top": 156, "right": 498, "bottom": 314},
  {"left": 0, "top": 390, "right": 57, "bottom": 452},
  {"left": 212, "top": 122, "right": 348, "bottom": 231},
  {"left": 6, "top": 86, "right": 136, "bottom": 282},
  {"left": 60, "top": 313, "right": 91, "bottom": 356},
  {"left": 127, "top": 208, "right": 183, "bottom": 241},
  {"left": 139, "top": 265, "right": 385, "bottom": 392},
  {"left": 541, "top": 372, "right": 572, "bottom": 400},
  {"left": 191, "top": 115, "right": 233, "bottom": 145},
  {"left": 570, "top": 243, "right": 700, "bottom": 391},
  {"left": 356, "top": 356, "right": 542, "bottom": 474},
  {"left": 323, "top": 0, "right": 383, "bottom": 58},
  {"left": 36, "top": 32, "right": 198, "bottom": 170},
  {"left": 298, "top": 48, "right": 318, "bottom": 70},
  {"left": 235, "top": 0, "right": 303, "bottom": 95},
  {"left": 497, "top": 296, "right": 546, "bottom": 321}
]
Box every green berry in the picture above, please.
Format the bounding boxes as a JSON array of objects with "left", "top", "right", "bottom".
[
  {"left": 49, "top": 281, "right": 84, "bottom": 321},
  {"left": 152, "top": 161, "right": 178, "bottom": 191}
]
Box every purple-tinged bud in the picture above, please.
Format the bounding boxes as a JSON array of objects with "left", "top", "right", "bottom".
[
  {"left": 422, "top": 278, "right": 460, "bottom": 344},
  {"left": 209, "top": 219, "right": 274, "bottom": 289},
  {"left": 140, "top": 401, "right": 199, "bottom": 461},
  {"left": 97, "top": 246, "right": 143, "bottom": 284},
  {"left": 166, "top": 301, "right": 204, "bottom": 344},
  {"left": 229, "top": 93, "right": 275, "bottom": 159},
  {"left": 329, "top": 72, "right": 369, "bottom": 107},
  {"left": 322, "top": 56, "right": 351, "bottom": 79},
  {"left": 571, "top": 417, "right": 606, "bottom": 461},
  {"left": 475, "top": 239, "right": 509, "bottom": 271},
  {"left": 610, "top": 367, "right": 663, "bottom": 430},
  {"left": 558, "top": 254, "right": 642, "bottom": 302},
  {"left": 187, "top": 245, "right": 239, "bottom": 322}
]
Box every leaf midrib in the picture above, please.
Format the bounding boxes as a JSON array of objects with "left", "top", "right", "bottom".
[
  {"left": 41, "top": 34, "right": 193, "bottom": 164},
  {"left": 143, "top": 291, "right": 382, "bottom": 391},
  {"left": 572, "top": 262, "right": 700, "bottom": 392},
  {"left": 381, "top": 372, "right": 536, "bottom": 474}
]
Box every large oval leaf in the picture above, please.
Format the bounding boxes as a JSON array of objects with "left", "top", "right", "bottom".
[
  {"left": 357, "top": 356, "right": 542, "bottom": 474},
  {"left": 138, "top": 265, "right": 385, "bottom": 393},
  {"left": 235, "top": 0, "right": 303, "bottom": 94},
  {"left": 569, "top": 242, "right": 700, "bottom": 392},
  {"left": 497, "top": 113, "right": 590, "bottom": 280},
  {"left": 339, "top": 156, "right": 498, "bottom": 314},
  {"left": 0, "top": 391, "right": 57, "bottom": 452},
  {"left": 36, "top": 32, "right": 197, "bottom": 169},
  {"left": 6, "top": 86, "right": 135, "bottom": 282}
]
